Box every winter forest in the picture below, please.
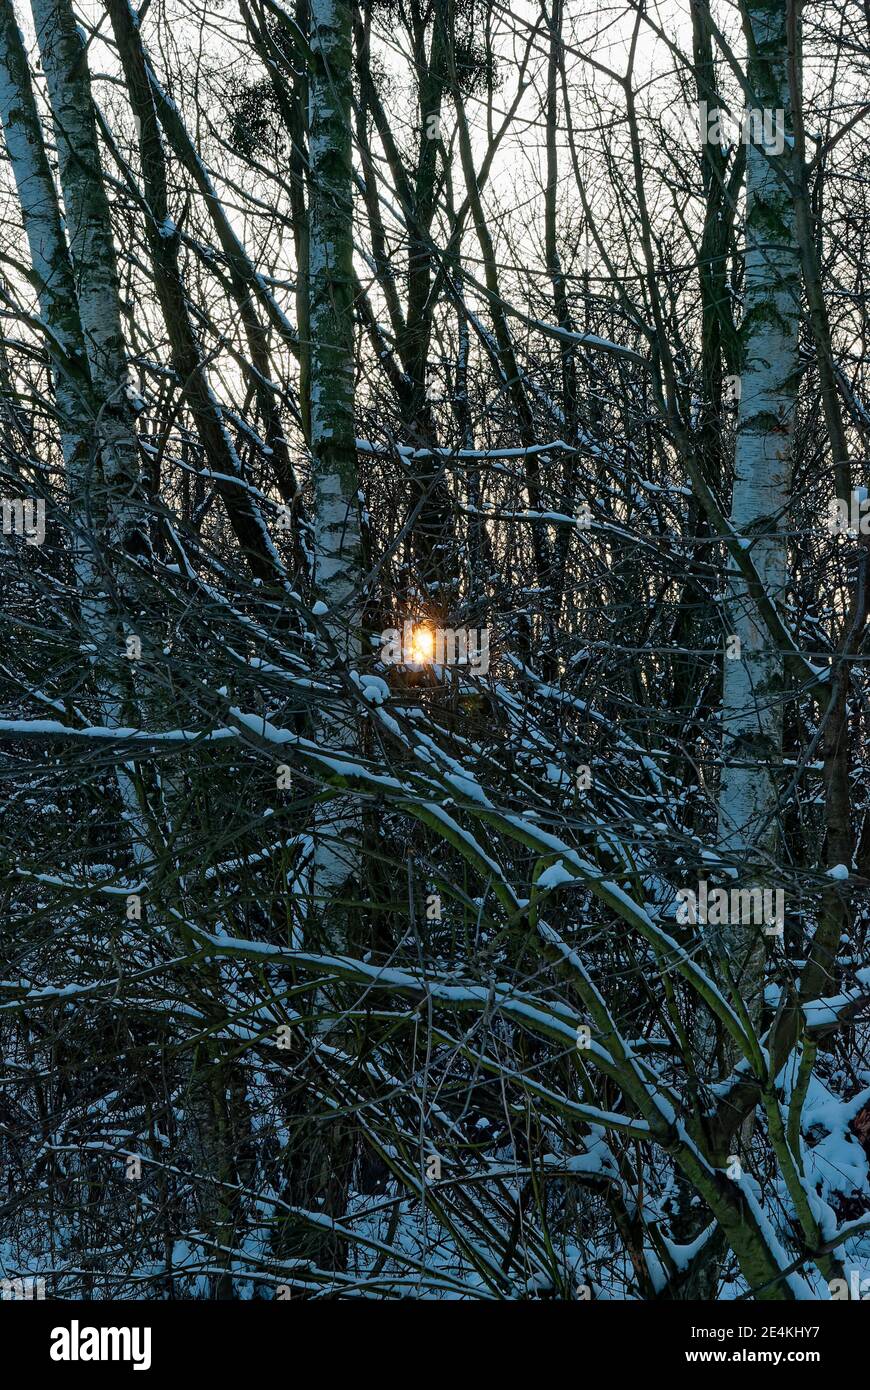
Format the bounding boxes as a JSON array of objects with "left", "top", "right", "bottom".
[{"left": 1, "top": 0, "right": 870, "bottom": 1308}]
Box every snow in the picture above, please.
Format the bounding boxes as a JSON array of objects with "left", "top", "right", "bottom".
[{"left": 536, "top": 859, "right": 577, "bottom": 889}]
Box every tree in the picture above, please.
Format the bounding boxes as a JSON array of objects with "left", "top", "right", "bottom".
[{"left": 1, "top": 0, "right": 869, "bottom": 1305}]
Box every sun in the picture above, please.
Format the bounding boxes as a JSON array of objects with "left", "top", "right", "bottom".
[{"left": 410, "top": 624, "right": 435, "bottom": 664}]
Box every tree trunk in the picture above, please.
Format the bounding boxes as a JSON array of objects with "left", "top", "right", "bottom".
[
  {"left": 31, "top": 0, "right": 148, "bottom": 584},
  {"left": 308, "top": 0, "right": 361, "bottom": 930},
  {"left": 717, "top": 0, "right": 800, "bottom": 982}
]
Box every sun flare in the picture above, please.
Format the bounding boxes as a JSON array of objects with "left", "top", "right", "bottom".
[{"left": 410, "top": 624, "right": 435, "bottom": 664}]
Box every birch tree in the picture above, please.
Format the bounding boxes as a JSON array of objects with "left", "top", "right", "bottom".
[
  {"left": 716, "top": 0, "right": 801, "bottom": 980},
  {"left": 307, "top": 0, "right": 362, "bottom": 930},
  {"left": 0, "top": 0, "right": 869, "bottom": 1307}
]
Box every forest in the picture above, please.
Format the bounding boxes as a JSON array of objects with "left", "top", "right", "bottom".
[{"left": 1, "top": 0, "right": 870, "bottom": 1309}]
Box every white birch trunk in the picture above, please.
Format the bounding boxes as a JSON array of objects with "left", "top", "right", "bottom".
[
  {"left": 26, "top": 0, "right": 153, "bottom": 859},
  {"left": 0, "top": 0, "right": 100, "bottom": 611},
  {"left": 0, "top": 2, "right": 130, "bottom": 835},
  {"left": 30, "top": 0, "right": 147, "bottom": 580},
  {"left": 308, "top": 0, "right": 361, "bottom": 928},
  {"left": 717, "top": 3, "right": 800, "bottom": 867}
]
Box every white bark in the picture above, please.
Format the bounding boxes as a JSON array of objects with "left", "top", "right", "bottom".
[
  {"left": 29, "top": 0, "right": 147, "bottom": 576},
  {"left": 0, "top": 0, "right": 99, "bottom": 608},
  {"left": 14, "top": 0, "right": 153, "bottom": 858},
  {"left": 308, "top": 0, "right": 361, "bottom": 923},
  {"left": 718, "top": 2, "right": 800, "bottom": 870}
]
